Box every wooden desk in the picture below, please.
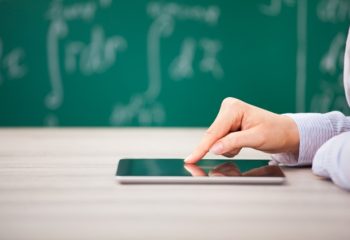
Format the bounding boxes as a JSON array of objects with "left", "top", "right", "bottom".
[{"left": 0, "top": 128, "right": 349, "bottom": 240}]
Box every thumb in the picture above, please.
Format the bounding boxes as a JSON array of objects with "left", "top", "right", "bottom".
[{"left": 210, "top": 128, "right": 263, "bottom": 155}]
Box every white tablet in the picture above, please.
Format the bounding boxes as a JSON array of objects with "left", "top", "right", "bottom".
[{"left": 116, "top": 158, "right": 286, "bottom": 184}]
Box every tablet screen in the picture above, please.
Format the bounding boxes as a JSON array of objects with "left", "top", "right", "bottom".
[{"left": 116, "top": 159, "right": 284, "bottom": 177}]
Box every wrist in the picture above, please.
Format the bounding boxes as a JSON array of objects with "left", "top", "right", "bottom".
[{"left": 281, "top": 115, "right": 300, "bottom": 154}]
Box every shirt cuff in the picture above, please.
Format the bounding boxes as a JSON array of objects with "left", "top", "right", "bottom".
[{"left": 271, "top": 112, "right": 339, "bottom": 166}]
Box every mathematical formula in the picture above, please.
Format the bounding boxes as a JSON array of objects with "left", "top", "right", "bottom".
[{"left": 0, "top": 0, "right": 348, "bottom": 126}]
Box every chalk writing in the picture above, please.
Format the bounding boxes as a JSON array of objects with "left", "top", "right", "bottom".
[
  {"left": 260, "top": 0, "right": 295, "bottom": 16},
  {"left": 0, "top": 38, "right": 27, "bottom": 85},
  {"left": 46, "top": 0, "right": 126, "bottom": 125},
  {"left": 311, "top": 32, "right": 349, "bottom": 114},
  {"left": 169, "top": 38, "right": 196, "bottom": 80},
  {"left": 200, "top": 38, "right": 223, "bottom": 80},
  {"left": 65, "top": 26, "right": 127, "bottom": 75},
  {"left": 110, "top": 2, "right": 222, "bottom": 126},
  {"left": 169, "top": 37, "right": 223, "bottom": 81},
  {"left": 2, "top": 0, "right": 348, "bottom": 126},
  {"left": 44, "top": 113, "right": 59, "bottom": 127},
  {"left": 320, "top": 32, "right": 345, "bottom": 75},
  {"left": 310, "top": 0, "right": 349, "bottom": 114},
  {"left": 317, "top": 0, "right": 350, "bottom": 23}
]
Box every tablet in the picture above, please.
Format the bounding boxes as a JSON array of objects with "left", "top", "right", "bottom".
[{"left": 116, "top": 158, "right": 285, "bottom": 184}]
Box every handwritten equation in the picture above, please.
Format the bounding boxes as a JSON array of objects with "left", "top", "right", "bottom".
[
  {"left": 310, "top": 0, "right": 350, "bottom": 114},
  {"left": 260, "top": 0, "right": 350, "bottom": 114},
  {"left": 41, "top": 0, "right": 224, "bottom": 126},
  {"left": 110, "top": 2, "right": 222, "bottom": 125},
  {"left": 45, "top": 0, "right": 127, "bottom": 125},
  {"left": 0, "top": 0, "right": 348, "bottom": 126}
]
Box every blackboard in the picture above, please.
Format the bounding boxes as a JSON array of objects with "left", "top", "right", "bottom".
[{"left": 0, "top": 0, "right": 349, "bottom": 126}]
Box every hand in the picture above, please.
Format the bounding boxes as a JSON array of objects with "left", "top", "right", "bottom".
[{"left": 184, "top": 97, "right": 299, "bottom": 163}]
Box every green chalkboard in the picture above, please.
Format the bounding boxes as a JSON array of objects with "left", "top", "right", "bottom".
[{"left": 0, "top": 0, "right": 349, "bottom": 126}]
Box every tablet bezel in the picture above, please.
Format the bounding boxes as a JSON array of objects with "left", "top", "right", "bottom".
[{"left": 115, "top": 158, "right": 286, "bottom": 184}]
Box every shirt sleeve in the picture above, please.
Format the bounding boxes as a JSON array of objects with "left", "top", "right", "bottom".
[
  {"left": 312, "top": 132, "right": 350, "bottom": 191},
  {"left": 271, "top": 111, "right": 350, "bottom": 166}
]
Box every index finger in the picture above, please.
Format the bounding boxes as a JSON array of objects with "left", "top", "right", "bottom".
[{"left": 184, "top": 98, "right": 243, "bottom": 163}]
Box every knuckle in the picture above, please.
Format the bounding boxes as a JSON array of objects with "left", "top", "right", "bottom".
[{"left": 221, "top": 97, "right": 240, "bottom": 108}]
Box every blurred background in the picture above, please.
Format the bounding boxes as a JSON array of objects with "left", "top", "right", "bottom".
[{"left": 0, "top": 0, "right": 348, "bottom": 127}]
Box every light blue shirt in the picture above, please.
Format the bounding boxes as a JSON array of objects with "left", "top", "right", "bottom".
[{"left": 272, "top": 28, "right": 350, "bottom": 191}]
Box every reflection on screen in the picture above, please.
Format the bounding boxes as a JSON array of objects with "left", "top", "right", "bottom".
[{"left": 117, "top": 159, "right": 284, "bottom": 177}]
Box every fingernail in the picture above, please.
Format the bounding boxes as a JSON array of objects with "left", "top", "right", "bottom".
[
  {"left": 210, "top": 142, "right": 224, "bottom": 155},
  {"left": 184, "top": 154, "right": 192, "bottom": 163}
]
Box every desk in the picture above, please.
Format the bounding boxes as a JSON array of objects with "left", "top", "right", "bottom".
[{"left": 0, "top": 128, "right": 349, "bottom": 240}]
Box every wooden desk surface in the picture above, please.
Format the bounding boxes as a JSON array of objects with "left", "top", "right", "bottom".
[{"left": 0, "top": 128, "right": 349, "bottom": 240}]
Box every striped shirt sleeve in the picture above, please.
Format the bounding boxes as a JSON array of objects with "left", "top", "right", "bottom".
[{"left": 271, "top": 111, "right": 350, "bottom": 166}]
